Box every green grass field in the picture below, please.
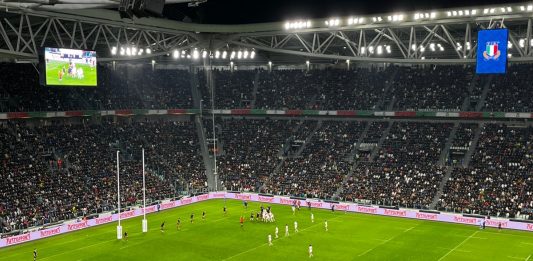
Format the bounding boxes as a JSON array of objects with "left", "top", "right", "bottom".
[
  {"left": 0, "top": 199, "right": 532, "bottom": 260},
  {"left": 45, "top": 60, "right": 97, "bottom": 86}
]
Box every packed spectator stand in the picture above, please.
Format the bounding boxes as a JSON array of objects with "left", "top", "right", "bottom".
[{"left": 1, "top": 62, "right": 533, "bottom": 237}]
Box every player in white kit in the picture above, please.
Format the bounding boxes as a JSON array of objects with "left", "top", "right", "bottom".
[
  {"left": 268, "top": 234, "right": 273, "bottom": 246},
  {"left": 275, "top": 226, "right": 279, "bottom": 238},
  {"left": 294, "top": 221, "right": 299, "bottom": 232},
  {"left": 311, "top": 213, "right": 314, "bottom": 223},
  {"left": 324, "top": 220, "right": 328, "bottom": 231},
  {"left": 285, "top": 224, "right": 289, "bottom": 236},
  {"left": 308, "top": 244, "right": 313, "bottom": 258}
]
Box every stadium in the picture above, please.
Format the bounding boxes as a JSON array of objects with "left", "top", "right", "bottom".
[{"left": 0, "top": 0, "right": 532, "bottom": 260}]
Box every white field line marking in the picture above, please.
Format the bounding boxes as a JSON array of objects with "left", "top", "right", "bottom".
[
  {"left": 470, "top": 236, "right": 487, "bottom": 239},
  {"left": 436, "top": 247, "right": 471, "bottom": 253},
  {"left": 221, "top": 215, "right": 343, "bottom": 261},
  {"left": 437, "top": 231, "right": 478, "bottom": 261},
  {"left": 525, "top": 254, "right": 531, "bottom": 261},
  {"left": 358, "top": 225, "right": 417, "bottom": 257},
  {"left": 507, "top": 256, "right": 524, "bottom": 260}
]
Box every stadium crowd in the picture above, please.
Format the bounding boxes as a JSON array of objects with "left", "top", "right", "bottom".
[{"left": 0, "top": 119, "right": 206, "bottom": 234}]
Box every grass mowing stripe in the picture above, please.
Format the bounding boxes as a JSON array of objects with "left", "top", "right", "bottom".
[{"left": 437, "top": 230, "right": 479, "bottom": 261}]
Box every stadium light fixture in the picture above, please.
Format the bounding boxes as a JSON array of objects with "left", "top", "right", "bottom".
[
  {"left": 368, "top": 46, "right": 374, "bottom": 54},
  {"left": 361, "top": 47, "right": 366, "bottom": 54},
  {"left": 411, "top": 44, "right": 417, "bottom": 51},
  {"left": 120, "top": 47, "right": 125, "bottom": 56},
  {"left": 215, "top": 50, "right": 220, "bottom": 59},
  {"left": 508, "top": 53, "right": 512, "bottom": 58},
  {"left": 520, "top": 39, "right": 525, "bottom": 48},
  {"left": 284, "top": 20, "right": 312, "bottom": 30},
  {"left": 230, "top": 51, "right": 236, "bottom": 59},
  {"left": 306, "top": 60, "right": 310, "bottom": 65},
  {"left": 173, "top": 50, "right": 179, "bottom": 59},
  {"left": 138, "top": 49, "right": 143, "bottom": 55},
  {"left": 528, "top": 5, "right": 533, "bottom": 11},
  {"left": 530, "top": 39, "right": 533, "bottom": 47},
  {"left": 251, "top": 50, "right": 256, "bottom": 59},
  {"left": 202, "top": 50, "right": 208, "bottom": 59},
  {"left": 111, "top": 46, "right": 117, "bottom": 55},
  {"left": 243, "top": 50, "right": 249, "bottom": 59},
  {"left": 325, "top": 18, "right": 341, "bottom": 27},
  {"left": 126, "top": 47, "right": 131, "bottom": 56},
  {"left": 222, "top": 50, "right": 228, "bottom": 59},
  {"left": 237, "top": 50, "right": 243, "bottom": 59},
  {"left": 420, "top": 46, "right": 425, "bottom": 53},
  {"left": 146, "top": 48, "right": 151, "bottom": 54},
  {"left": 377, "top": 45, "right": 383, "bottom": 55},
  {"left": 386, "top": 45, "right": 392, "bottom": 54},
  {"left": 268, "top": 61, "right": 272, "bottom": 66},
  {"left": 192, "top": 49, "right": 199, "bottom": 59},
  {"left": 508, "top": 41, "right": 513, "bottom": 49},
  {"left": 151, "top": 60, "right": 155, "bottom": 65},
  {"left": 421, "top": 56, "right": 425, "bottom": 60}
]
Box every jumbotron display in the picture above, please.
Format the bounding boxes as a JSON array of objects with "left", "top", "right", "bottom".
[{"left": 44, "top": 48, "right": 97, "bottom": 86}]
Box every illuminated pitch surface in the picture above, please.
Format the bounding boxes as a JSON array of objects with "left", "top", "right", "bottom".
[
  {"left": 0, "top": 199, "right": 531, "bottom": 260},
  {"left": 45, "top": 60, "right": 97, "bottom": 86}
]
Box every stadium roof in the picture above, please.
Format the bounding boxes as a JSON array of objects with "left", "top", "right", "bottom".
[{"left": 1, "top": 1, "right": 533, "bottom": 65}]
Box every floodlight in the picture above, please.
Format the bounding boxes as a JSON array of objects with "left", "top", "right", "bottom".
[
  {"left": 126, "top": 47, "right": 131, "bottom": 56},
  {"left": 120, "top": 47, "right": 125, "bottom": 56},
  {"left": 251, "top": 50, "right": 256, "bottom": 59},
  {"left": 192, "top": 49, "right": 199, "bottom": 59},
  {"left": 528, "top": 5, "right": 533, "bottom": 11},
  {"left": 237, "top": 50, "right": 243, "bottom": 59},
  {"left": 146, "top": 48, "right": 151, "bottom": 54},
  {"left": 111, "top": 46, "right": 117, "bottom": 55},
  {"left": 243, "top": 50, "right": 249, "bottom": 59},
  {"left": 202, "top": 50, "right": 207, "bottom": 59},
  {"left": 222, "top": 50, "right": 227, "bottom": 59},
  {"left": 377, "top": 45, "right": 383, "bottom": 54},
  {"left": 215, "top": 50, "right": 220, "bottom": 59},
  {"left": 230, "top": 51, "right": 235, "bottom": 59},
  {"left": 173, "top": 50, "right": 179, "bottom": 58}
]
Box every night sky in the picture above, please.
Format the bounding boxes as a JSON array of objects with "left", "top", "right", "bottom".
[{"left": 163, "top": 0, "right": 520, "bottom": 24}]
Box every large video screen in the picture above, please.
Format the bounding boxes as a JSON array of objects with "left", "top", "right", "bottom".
[
  {"left": 44, "top": 47, "right": 97, "bottom": 86},
  {"left": 476, "top": 29, "right": 509, "bottom": 74}
]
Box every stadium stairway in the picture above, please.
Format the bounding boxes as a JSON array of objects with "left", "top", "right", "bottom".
[
  {"left": 294, "top": 120, "right": 322, "bottom": 157},
  {"left": 190, "top": 69, "right": 218, "bottom": 191},
  {"left": 462, "top": 122, "right": 483, "bottom": 167},
  {"left": 369, "top": 121, "right": 393, "bottom": 162},
  {"left": 429, "top": 165, "right": 455, "bottom": 209},
  {"left": 345, "top": 121, "right": 372, "bottom": 162},
  {"left": 438, "top": 122, "right": 459, "bottom": 166},
  {"left": 375, "top": 67, "right": 399, "bottom": 111},
  {"left": 475, "top": 75, "right": 494, "bottom": 111},
  {"left": 250, "top": 70, "right": 260, "bottom": 109}
]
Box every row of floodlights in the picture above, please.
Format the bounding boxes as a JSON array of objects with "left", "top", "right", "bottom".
[
  {"left": 285, "top": 5, "right": 533, "bottom": 30},
  {"left": 111, "top": 46, "right": 152, "bottom": 56},
  {"left": 171, "top": 49, "right": 256, "bottom": 60},
  {"left": 111, "top": 46, "right": 255, "bottom": 60}
]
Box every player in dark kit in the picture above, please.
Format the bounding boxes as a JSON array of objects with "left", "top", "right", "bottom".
[
  {"left": 33, "top": 249, "right": 37, "bottom": 261},
  {"left": 177, "top": 218, "right": 181, "bottom": 230},
  {"left": 240, "top": 216, "right": 244, "bottom": 229},
  {"left": 190, "top": 213, "right": 194, "bottom": 223},
  {"left": 202, "top": 211, "right": 206, "bottom": 220},
  {"left": 160, "top": 221, "right": 165, "bottom": 232},
  {"left": 123, "top": 231, "right": 128, "bottom": 241},
  {"left": 223, "top": 206, "right": 227, "bottom": 216}
]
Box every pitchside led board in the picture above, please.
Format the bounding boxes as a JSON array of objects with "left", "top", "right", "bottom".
[
  {"left": 43, "top": 47, "right": 98, "bottom": 86},
  {"left": 476, "top": 29, "right": 509, "bottom": 74}
]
